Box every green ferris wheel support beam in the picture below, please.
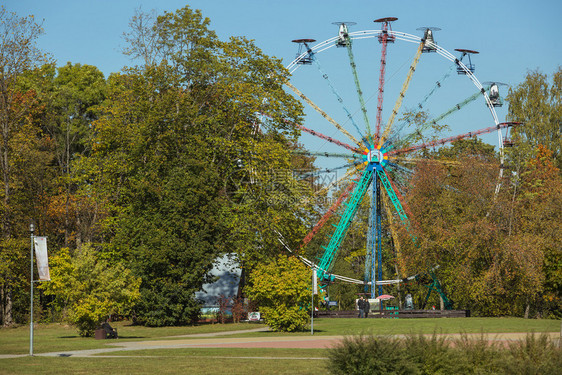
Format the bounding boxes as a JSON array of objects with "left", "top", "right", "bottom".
[
  {"left": 317, "top": 167, "right": 373, "bottom": 281},
  {"left": 376, "top": 168, "right": 412, "bottom": 232},
  {"left": 316, "top": 165, "right": 415, "bottom": 283}
]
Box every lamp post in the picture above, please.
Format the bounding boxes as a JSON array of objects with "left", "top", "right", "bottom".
[{"left": 30, "top": 223, "right": 34, "bottom": 356}]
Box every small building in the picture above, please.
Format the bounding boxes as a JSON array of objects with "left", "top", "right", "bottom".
[{"left": 195, "top": 254, "right": 242, "bottom": 319}]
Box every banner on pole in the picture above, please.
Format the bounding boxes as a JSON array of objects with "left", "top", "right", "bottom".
[
  {"left": 312, "top": 269, "right": 318, "bottom": 295},
  {"left": 33, "top": 237, "right": 50, "bottom": 281}
]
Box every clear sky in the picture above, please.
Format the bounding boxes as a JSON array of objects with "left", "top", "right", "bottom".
[{"left": 5, "top": 0, "right": 562, "bottom": 163}]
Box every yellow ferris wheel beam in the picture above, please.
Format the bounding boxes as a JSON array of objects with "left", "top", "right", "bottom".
[
  {"left": 379, "top": 42, "right": 424, "bottom": 147},
  {"left": 285, "top": 80, "right": 364, "bottom": 149}
]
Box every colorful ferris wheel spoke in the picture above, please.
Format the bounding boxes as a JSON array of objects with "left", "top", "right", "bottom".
[
  {"left": 296, "top": 124, "right": 362, "bottom": 153},
  {"left": 299, "top": 180, "right": 356, "bottom": 249},
  {"left": 292, "top": 38, "right": 365, "bottom": 138},
  {"left": 391, "top": 51, "right": 480, "bottom": 143},
  {"left": 390, "top": 156, "right": 460, "bottom": 167},
  {"left": 373, "top": 17, "right": 398, "bottom": 140},
  {"left": 335, "top": 22, "right": 374, "bottom": 139},
  {"left": 379, "top": 41, "right": 424, "bottom": 147},
  {"left": 292, "top": 150, "right": 360, "bottom": 159},
  {"left": 390, "top": 122, "right": 513, "bottom": 156},
  {"left": 298, "top": 161, "right": 364, "bottom": 180},
  {"left": 314, "top": 163, "right": 363, "bottom": 197},
  {"left": 416, "top": 49, "right": 477, "bottom": 111},
  {"left": 285, "top": 80, "right": 363, "bottom": 148}
]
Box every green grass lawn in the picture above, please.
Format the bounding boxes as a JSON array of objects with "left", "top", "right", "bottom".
[
  {"left": 1, "top": 317, "right": 560, "bottom": 375},
  {"left": 0, "top": 321, "right": 262, "bottom": 355},
  {"left": 1, "top": 355, "right": 326, "bottom": 375}
]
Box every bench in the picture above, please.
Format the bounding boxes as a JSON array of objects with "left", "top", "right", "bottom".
[{"left": 101, "top": 322, "right": 118, "bottom": 339}]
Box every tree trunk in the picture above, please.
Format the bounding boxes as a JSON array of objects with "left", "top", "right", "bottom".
[
  {"left": 1, "top": 284, "right": 4, "bottom": 325},
  {"left": 3, "top": 286, "right": 13, "bottom": 327},
  {"left": 524, "top": 302, "right": 530, "bottom": 319}
]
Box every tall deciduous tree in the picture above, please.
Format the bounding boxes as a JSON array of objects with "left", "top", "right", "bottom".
[
  {"left": 78, "top": 5, "right": 310, "bottom": 326},
  {"left": 19, "top": 63, "right": 106, "bottom": 249},
  {"left": 0, "top": 6, "right": 50, "bottom": 325},
  {"left": 506, "top": 67, "right": 562, "bottom": 170}
]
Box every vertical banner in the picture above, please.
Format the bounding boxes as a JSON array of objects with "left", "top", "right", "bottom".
[
  {"left": 33, "top": 237, "right": 50, "bottom": 281},
  {"left": 312, "top": 268, "right": 318, "bottom": 295}
]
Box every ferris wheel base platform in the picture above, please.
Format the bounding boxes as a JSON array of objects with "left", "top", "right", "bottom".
[{"left": 315, "top": 309, "right": 470, "bottom": 319}]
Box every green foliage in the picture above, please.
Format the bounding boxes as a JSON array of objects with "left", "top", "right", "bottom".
[
  {"left": 40, "top": 244, "right": 141, "bottom": 336},
  {"left": 327, "top": 333, "right": 562, "bottom": 375},
  {"left": 245, "top": 255, "right": 311, "bottom": 332},
  {"left": 506, "top": 67, "right": 562, "bottom": 170},
  {"left": 328, "top": 335, "right": 418, "bottom": 375},
  {"left": 79, "top": 4, "right": 312, "bottom": 326}
]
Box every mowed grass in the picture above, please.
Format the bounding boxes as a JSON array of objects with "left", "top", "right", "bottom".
[
  {"left": 233, "top": 317, "right": 561, "bottom": 337},
  {"left": 0, "top": 321, "right": 263, "bottom": 355},
  {"left": 1, "top": 355, "right": 326, "bottom": 375},
  {"left": 1, "top": 317, "right": 560, "bottom": 374}
]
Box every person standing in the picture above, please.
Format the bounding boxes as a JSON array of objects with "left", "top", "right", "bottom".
[
  {"left": 357, "top": 296, "right": 365, "bottom": 318},
  {"left": 363, "top": 297, "right": 370, "bottom": 318}
]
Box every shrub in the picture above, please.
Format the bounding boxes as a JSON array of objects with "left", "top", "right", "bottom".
[
  {"left": 328, "top": 335, "right": 417, "bottom": 375},
  {"left": 245, "top": 255, "right": 311, "bottom": 332},
  {"left": 41, "top": 244, "right": 141, "bottom": 336},
  {"left": 327, "top": 332, "right": 562, "bottom": 375}
]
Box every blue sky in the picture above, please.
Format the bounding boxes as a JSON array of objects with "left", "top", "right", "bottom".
[{"left": 5, "top": 0, "right": 562, "bottom": 163}]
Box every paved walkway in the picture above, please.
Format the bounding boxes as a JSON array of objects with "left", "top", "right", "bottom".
[{"left": 2, "top": 330, "right": 560, "bottom": 359}]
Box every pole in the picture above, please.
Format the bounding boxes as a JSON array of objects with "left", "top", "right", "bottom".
[
  {"left": 311, "top": 267, "right": 314, "bottom": 335},
  {"left": 30, "top": 223, "right": 34, "bottom": 356}
]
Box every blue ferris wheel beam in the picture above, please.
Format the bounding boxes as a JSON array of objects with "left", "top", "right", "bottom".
[
  {"left": 365, "top": 172, "right": 376, "bottom": 292},
  {"left": 416, "top": 50, "right": 471, "bottom": 112},
  {"left": 417, "top": 64, "right": 456, "bottom": 110},
  {"left": 317, "top": 167, "right": 374, "bottom": 281},
  {"left": 374, "top": 174, "right": 383, "bottom": 297}
]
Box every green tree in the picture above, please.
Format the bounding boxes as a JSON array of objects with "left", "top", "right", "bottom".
[
  {"left": 18, "top": 63, "right": 107, "bottom": 249},
  {"left": 506, "top": 67, "right": 562, "bottom": 170},
  {"left": 78, "top": 5, "right": 310, "bottom": 326},
  {"left": 245, "top": 255, "right": 311, "bottom": 332},
  {"left": 0, "top": 7, "right": 50, "bottom": 326},
  {"left": 40, "top": 244, "right": 141, "bottom": 336}
]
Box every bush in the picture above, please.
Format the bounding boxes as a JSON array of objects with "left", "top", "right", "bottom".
[
  {"left": 502, "top": 333, "right": 562, "bottom": 374},
  {"left": 327, "top": 333, "right": 562, "bottom": 375},
  {"left": 245, "top": 255, "right": 311, "bottom": 332},
  {"left": 41, "top": 244, "right": 141, "bottom": 336},
  {"left": 328, "top": 334, "right": 417, "bottom": 375}
]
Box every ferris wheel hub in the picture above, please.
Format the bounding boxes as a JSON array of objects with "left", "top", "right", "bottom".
[{"left": 363, "top": 145, "right": 388, "bottom": 171}]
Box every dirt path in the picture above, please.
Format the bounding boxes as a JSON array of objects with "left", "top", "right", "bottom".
[{"left": 2, "top": 331, "right": 559, "bottom": 358}]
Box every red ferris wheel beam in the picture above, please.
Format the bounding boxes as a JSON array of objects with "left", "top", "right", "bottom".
[
  {"left": 297, "top": 124, "right": 363, "bottom": 153},
  {"left": 375, "top": 17, "right": 397, "bottom": 140},
  {"left": 300, "top": 179, "right": 357, "bottom": 249},
  {"left": 388, "top": 122, "right": 518, "bottom": 156}
]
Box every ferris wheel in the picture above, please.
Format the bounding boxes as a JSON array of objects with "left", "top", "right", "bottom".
[{"left": 284, "top": 18, "right": 517, "bottom": 299}]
